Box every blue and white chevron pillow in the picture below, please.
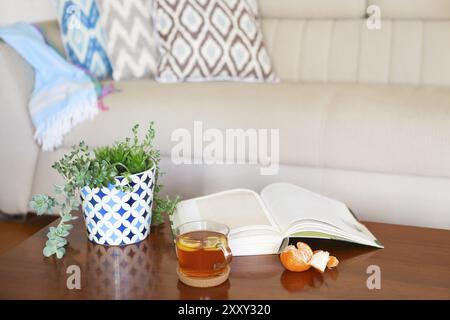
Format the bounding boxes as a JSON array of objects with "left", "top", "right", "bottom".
[{"left": 54, "top": 0, "right": 112, "bottom": 79}]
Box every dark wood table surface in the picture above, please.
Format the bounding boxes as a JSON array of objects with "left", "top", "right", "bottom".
[{"left": 0, "top": 212, "right": 449, "bottom": 300}]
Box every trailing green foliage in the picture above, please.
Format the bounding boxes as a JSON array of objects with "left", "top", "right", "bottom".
[{"left": 30, "top": 123, "right": 180, "bottom": 259}]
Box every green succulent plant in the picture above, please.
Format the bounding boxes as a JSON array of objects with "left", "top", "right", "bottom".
[{"left": 30, "top": 123, "right": 180, "bottom": 259}]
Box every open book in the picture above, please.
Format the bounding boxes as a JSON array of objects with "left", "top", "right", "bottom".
[{"left": 170, "top": 183, "right": 383, "bottom": 256}]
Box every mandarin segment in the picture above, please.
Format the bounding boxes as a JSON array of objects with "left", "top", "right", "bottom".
[{"left": 296, "top": 241, "right": 313, "bottom": 262}]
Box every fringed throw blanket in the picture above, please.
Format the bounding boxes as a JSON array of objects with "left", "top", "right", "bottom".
[{"left": 0, "top": 23, "right": 112, "bottom": 151}]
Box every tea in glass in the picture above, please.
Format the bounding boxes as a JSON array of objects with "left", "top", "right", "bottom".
[{"left": 176, "top": 221, "right": 232, "bottom": 278}]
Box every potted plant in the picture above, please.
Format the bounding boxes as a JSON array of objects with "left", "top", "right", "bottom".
[{"left": 30, "top": 123, "right": 179, "bottom": 258}]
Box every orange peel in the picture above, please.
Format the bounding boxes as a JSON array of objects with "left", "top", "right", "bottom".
[
  {"left": 309, "top": 250, "right": 330, "bottom": 273},
  {"left": 279, "top": 242, "right": 339, "bottom": 273},
  {"left": 327, "top": 256, "right": 339, "bottom": 269}
]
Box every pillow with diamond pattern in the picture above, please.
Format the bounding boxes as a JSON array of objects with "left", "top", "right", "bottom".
[{"left": 154, "top": 0, "right": 278, "bottom": 82}]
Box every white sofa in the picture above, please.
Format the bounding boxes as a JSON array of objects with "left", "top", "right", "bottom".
[{"left": 1, "top": 0, "right": 450, "bottom": 229}]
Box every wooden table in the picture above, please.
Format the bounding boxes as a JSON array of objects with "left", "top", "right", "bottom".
[{"left": 0, "top": 213, "right": 449, "bottom": 300}]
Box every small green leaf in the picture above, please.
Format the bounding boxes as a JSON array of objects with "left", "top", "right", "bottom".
[
  {"left": 29, "top": 194, "right": 56, "bottom": 215},
  {"left": 46, "top": 239, "right": 57, "bottom": 247},
  {"left": 55, "top": 247, "right": 65, "bottom": 259},
  {"left": 54, "top": 184, "right": 64, "bottom": 195},
  {"left": 47, "top": 231, "right": 57, "bottom": 240},
  {"left": 56, "top": 228, "right": 69, "bottom": 237},
  {"left": 61, "top": 214, "right": 74, "bottom": 223},
  {"left": 63, "top": 224, "right": 74, "bottom": 231},
  {"left": 43, "top": 246, "right": 55, "bottom": 257},
  {"left": 55, "top": 237, "right": 67, "bottom": 247}
]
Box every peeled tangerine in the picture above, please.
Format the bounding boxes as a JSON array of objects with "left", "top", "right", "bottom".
[
  {"left": 279, "top": 242, "right": 339, "bottom": 273},
  {"left": 279, "top": 242, "right": 313, "bottom": 272}
]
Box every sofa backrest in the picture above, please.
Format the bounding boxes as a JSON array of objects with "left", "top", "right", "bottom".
[
  {"left": 260, "top": 0, "right": 450, "bottom": 87},
  {"left": 38, "top": 0, "right": 450, "bottom": 87}
]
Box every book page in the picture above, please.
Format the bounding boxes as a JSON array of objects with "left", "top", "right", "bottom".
[
  {"left": 260, "top": 183, "right": 378, "bottom": 243},
  {"left": 173, "top": 189, "right": 278, "bottom": 232}
]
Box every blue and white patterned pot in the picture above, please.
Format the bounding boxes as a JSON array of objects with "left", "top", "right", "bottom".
[{"left": 80, "top": 166, "right": 156, "bottom": 246}]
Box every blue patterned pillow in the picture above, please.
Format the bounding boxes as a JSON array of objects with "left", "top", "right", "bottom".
[{"left": 54, "top": 0, "right": 112, "bottom": 79}]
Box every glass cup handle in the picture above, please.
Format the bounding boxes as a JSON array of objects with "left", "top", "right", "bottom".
[{"left": 214, "top": 242, "right": 233, "bottom": 271}]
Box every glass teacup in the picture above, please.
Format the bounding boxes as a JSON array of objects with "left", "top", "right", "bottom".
[{"left": 175, "top": 221, "right": 232, "bottom": 277}]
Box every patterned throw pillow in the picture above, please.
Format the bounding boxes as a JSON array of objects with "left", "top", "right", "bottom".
[
  {"left": 54, "top": 0, "right": 112, "bottom": 79},
  {"left": 154, "top": 0, "right": 277, "bottom": 82},
  {"left": 97, "top": 0, "right": 159, "bottom": 80}
]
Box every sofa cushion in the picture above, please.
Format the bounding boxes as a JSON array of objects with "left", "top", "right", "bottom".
[
  {"left": 153, "top": 0, "right": 277, "bottom": 83},
  {"left": 258, "top": 0, "right": 366, "bottom": 19},
  {"left": 97, "top": 0, "right": 159, "bottom": 80},
  {"left": 368, "top": 0, "right": 450, "bottom": 19},
  {"left": 261, "top": 19, "right": 450, "bottom": 87},
  {"left": 54, "top": 0, "right": 112, "bottom": 79},
  {"left": 64, "top": 81, "right": 450, "bottom": 179}
]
